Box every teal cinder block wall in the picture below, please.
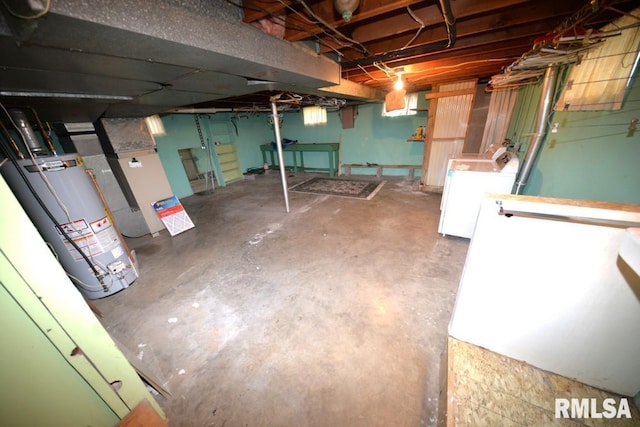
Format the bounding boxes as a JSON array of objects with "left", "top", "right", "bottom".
[
  {"left": 157, "top": 99, "right": 429, "bottom": 198},
  {"left": 516, "top": 76, "right": 640, "bottom": 204},
  {"left": 156, "top": 79, "right": 639, "bottom": 204}
]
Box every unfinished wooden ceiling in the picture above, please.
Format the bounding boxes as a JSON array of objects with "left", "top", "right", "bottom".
[
  {"left": 242, "top": 0, "right": 639, "bottom": 93},
  {"left": 1, "top": 0, "right": 637, "bottom": 122}
]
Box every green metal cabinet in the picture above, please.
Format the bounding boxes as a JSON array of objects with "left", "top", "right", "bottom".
[{"left": 0, "top": 175, "right": 165, "bottom": 426}]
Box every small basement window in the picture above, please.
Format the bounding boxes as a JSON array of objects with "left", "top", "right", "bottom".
[
  {"left": 302, "top": 105, "right": 328, "bottom": 126},
  {"left": 382, "top": 93, "right": 418, "bottom": 117}
]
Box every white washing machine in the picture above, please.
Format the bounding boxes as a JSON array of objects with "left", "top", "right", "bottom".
[{"left": 438, "top": 146, "right": 519, "bottom": 238}]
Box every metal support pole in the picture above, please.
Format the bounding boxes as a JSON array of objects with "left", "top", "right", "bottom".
[{"left": 270, "top": 101, "right": 290, "bottom": 213}]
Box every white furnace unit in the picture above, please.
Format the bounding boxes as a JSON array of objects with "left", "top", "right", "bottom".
[{"left": 438, "top": 144, "right": 519, "bottom": 238}]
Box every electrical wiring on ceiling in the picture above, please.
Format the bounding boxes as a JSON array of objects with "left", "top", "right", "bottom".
[
  {"left": 234, "top": 0, "right": 365, "bottom": 57},
  {"left": 272, "top": 0, "right": 352, "bottom": 53},
  {"left": 296, "top": 0, "right": 371, "bottom": 56},
  {"left": 353, "top": 61, "right": 408, "bottom": 89},
  {"left": 337, "top": 0, "right": 457, "bottom": 69},
  {"left": 234, "top": 0, "right": 460, "bottom": 87},
  {"left": 488, "top": 70, "right": 545, "bottom": 90},
  {"left": 372, "top": 61, "right": 397, "bottom": 78},
  {"left": 490, "top": 18, "right": 640, "bottom": 90},
  {"left": 489, "top": 3, "right": 640, "bottom": 90},
  {"left": 412, "top": 58, "right": 516, "bottom": 81},
  {"left": 269, "top": 91, "right": 346, "bottom": 110},
  {"left": 401, "top": 6, "right": 426, "bottom": 50},
  {"left": 232, "top": 0, "right": 354, "bottom": 58},
  {"left": 355, "top": 64, "right": 389, "bottom": 83},
  {"left": 363, "top": 56, "right": 515, "bottom": 90},
  {"left": 438, "top": 0, "right": 456, "bottom": 48}
]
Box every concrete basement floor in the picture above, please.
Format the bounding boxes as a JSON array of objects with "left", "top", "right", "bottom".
[{"left": 93, "top": 172, "right": 470, "bottom": 427}]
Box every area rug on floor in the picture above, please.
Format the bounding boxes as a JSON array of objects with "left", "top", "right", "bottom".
[{"left": 289, "top": 177, "right": 385, "bottom": 200}]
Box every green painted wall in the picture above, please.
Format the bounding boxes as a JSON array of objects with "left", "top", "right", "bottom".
[
  {"left": 0, "top": 175, "right": 165, "bottom": 425},
  {"left": 155, "top": 114, "right": 214, "bottom": 198},
  {"left": 157, "top": 79, "right": 639, "bottom": 205},
  {"left": 506, "top": 83, "right": 543, "bottom": 160},
  {"left": 507, "top": 71, "right": 640, "bottom": 204},
  {"left": 0, "top": 282, "right": 118, "bottom": 427},
  {"left": 156, "top": 98, "right": 429, "bottom": 198},
  {"left": 276, "top": 102, "right": 428, "bottom": 168}
]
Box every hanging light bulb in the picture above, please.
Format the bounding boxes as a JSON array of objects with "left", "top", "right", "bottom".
[
  {"left": 394, "top": 74, "right": 404, "bottom": 91},
  {"left": 334, "top": 0, "right": 360, "bottom": 22}
]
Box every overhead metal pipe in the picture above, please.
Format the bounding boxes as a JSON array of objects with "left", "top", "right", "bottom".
[
  {"left": 7, "top": 108, "right": 49, "bottom": 157},
  {"left": 515, "top": 65, "right": 557, "bottom": 194},
  {"left": 270, "top": 101, "right": 290, "bottom": 213}
]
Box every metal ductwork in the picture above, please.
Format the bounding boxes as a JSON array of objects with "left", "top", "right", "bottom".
[
  {"left": 515, "top": 66, "right": 557, "bottom": 194},
  {"left": 0, "top": 0, "right": 383, "bottom": 124}
]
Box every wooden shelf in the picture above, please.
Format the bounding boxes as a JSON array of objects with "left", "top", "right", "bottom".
[{"left": 407, "top": 137, "right": 424, "bottom": 142}]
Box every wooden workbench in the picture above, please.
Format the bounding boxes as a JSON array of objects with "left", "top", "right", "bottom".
[{"left": 260, "top": 143, "right": 340, "bottom": 176}]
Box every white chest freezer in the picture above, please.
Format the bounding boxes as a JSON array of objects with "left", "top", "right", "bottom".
[{"left": 438, "top": 153, "right": 519, "bottom": 238}]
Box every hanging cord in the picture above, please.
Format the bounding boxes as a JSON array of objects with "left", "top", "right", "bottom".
[
  {"left": 439, "top": 0, "right": 456, "bottom": 48},
  {"left": 401, "top": 6, "right": 426, "bottom": 50}
]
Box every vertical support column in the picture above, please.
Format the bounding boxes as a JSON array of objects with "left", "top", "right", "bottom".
[
  {"left": 270, "top": 102, "right": 290, "bottom": 213},
  {"left": 420, "top": 87, "right": 438, "bottom": 188}
]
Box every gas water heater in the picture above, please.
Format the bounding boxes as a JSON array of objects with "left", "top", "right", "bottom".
[{"left": 0, "top": 109, "right": 137, "bottom": 299}]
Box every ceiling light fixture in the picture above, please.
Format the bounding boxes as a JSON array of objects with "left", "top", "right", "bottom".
[
  {"left": 302, "top": 105, "right": 327, "bottom": 126},
  {"left": 394, "top": 74, "right": 404, "bottom": 91},
  {"left": 334, "top": 0, "right": 360, "bottom": 22},
  {"left": 145, "top": 115, "right": 166, "bottom": 136}
]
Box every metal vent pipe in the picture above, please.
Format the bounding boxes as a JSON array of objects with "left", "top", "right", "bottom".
[
  {"left": 8, "top": 109, "right": 49, "bottom": 156},
  {"left": 515, "top": 66, "right": 556, "bottom": 194}
]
